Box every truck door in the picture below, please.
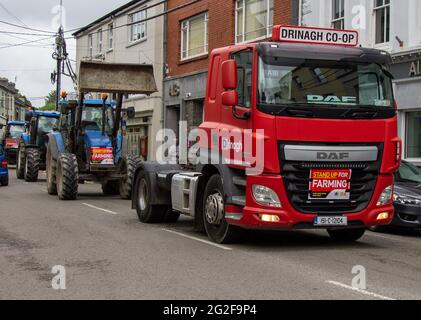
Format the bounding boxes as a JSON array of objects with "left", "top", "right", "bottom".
[{"left": 220, "top": 49, "right": 254, "bottom": 167}]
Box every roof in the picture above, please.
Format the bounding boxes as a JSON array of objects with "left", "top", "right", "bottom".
[
  {"left": 72, "top": 0, "right": 148, "bottom": 37},
  {"left": 59, "top": 99, "right": 117, "bottom": 107},
  {"left": 8, "top": 121, "right": 26, "bottom": 126},
  {"left": 26, "top": 110, "right": 60, "bottom": 118}
]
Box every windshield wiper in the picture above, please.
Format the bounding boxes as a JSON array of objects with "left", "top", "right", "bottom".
[{"left": 286, "top": 108, "right": 314, "bottom": 117}]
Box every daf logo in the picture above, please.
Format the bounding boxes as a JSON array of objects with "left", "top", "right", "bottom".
[{"left": 317, "top": 152, "right": 350, "bottom": 160}]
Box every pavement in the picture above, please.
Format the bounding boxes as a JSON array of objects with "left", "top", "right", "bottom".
[{"left": 1, "top": 169, "right": 421, "bottom": 300}]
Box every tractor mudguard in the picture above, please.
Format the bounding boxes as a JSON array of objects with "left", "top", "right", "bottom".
[
  {"left": 21, "top": 133, "right": 30, "bottom": 145},
  {"left": 131, "top": 162, "right": 182, "bottom": 209},
  {"left": 47, "top": 132, "right": 66, "bottom": 161}
]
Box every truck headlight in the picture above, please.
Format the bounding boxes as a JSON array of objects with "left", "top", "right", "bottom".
[
  {"left": 252, "top": 185, "right": 281, "bottom": 208},
  {"left": 393, "top": 193, "right": 421, "bottom": 206},
  {"left": 377, "top": 186, "right": 393, "bottom": 206}
]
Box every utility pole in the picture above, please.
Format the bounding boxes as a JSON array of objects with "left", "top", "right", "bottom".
[{"left": 54, "top": 26, "right": 64, "bottom": 111}]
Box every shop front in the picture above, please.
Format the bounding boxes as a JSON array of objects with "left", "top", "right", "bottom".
[{"left": 391, "top": 50, "right": 421, "bottom": 165}]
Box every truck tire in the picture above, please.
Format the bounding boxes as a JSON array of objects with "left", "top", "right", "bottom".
[
  {"left": 135, "top": 170, "right": 167, "bottom": 223},
  {"left": 24, "top": 149, "right": 40, "bottom": 182},
  {"left": 16, "top": 141, "right": 25, "bottom": 179},
  {"left": 119, "top": 155, "right": 142, "bottom": 200},
  {"left": 203, "top": 174, "right": 244, "bottom": 244},
  {"left": 56, "top": 153, "right": 78, "bottom": 201},
  {"left": 102, "top": 180, "right": 120, "bottom": 195},
  {"left": 46, "top": 145, "right": 57, "bottom": 195},
  {"left": 327, "top": 228, "right": 366, "bottom": 242}
]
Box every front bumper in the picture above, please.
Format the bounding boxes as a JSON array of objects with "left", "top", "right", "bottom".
[
  {"left": 390, "top": 203, "right": 421, "bottom": 228},
  {"left": 226, "top": 173, "right": 394, "bottom": 230}
]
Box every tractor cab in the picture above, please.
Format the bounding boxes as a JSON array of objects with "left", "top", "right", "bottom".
[{"left": 1, "top": 121, "right": 27, "bottom": 164}]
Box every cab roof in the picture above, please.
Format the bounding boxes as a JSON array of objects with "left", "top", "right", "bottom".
[
  {"left": 26, "top": 110, "right": 60, "bottom": 118},
  {"left": 256, "top": 42, "right": 392, "bottom": 65},
  {"left": 7, "top": 121, "right": 26, "bottom": 126}
]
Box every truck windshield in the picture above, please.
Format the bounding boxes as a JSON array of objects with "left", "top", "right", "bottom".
[
  {"left": 8, "top": 125, "right": 25, "bottom": 139},
  {"left": 258, "top": 57, "right": 394, "bottom": 109},
  {"left": 82, "top": 106, "right": 114, "bottom": 134}
]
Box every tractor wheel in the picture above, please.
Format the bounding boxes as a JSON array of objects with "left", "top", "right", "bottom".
[
  {"left": 119, "top": 155, "right": 142, "bottom": 200},
  {"left": 102, "top": 180, "right": 120, "bottom": 195},
  {"left": 0, "top": 176, "right": 8, "bottom": 186},
  {"left": 16, "top": 141, "right": 25, "bottom": 180},
  {"left": 46, "top": 145, "right": 57, "bottom": 195},
  {"left": 56, "top": 153, "right": 78, "bottom": 201},
  {"left": 24, "top": 149, "right": 40, "bottom": 182},
  {"left": 135, "top": 170, "right": 167, "bottom": 223}
]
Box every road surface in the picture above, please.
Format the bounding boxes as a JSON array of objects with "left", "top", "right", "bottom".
[{"left": 1, "top": 169, "right": 420, "bottom": 300}]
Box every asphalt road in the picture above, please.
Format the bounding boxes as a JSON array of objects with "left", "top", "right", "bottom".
[{"left": 1, "top": 169, "right": 421, "bottom": 300}]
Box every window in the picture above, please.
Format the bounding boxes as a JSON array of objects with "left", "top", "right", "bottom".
[
  {"left": 181, "top": 13, "right": 208, "bottom": 60},
  {"left": 332, "top": 0, "right": 345, "bottom": 29},
  {"left": 88, "top": 34, "right": 93, "bottom": 57},
  {"left": 233, "top": 50, "right": 253, "bottom": 108},
  {"left": 108, "top": 24, "right": 114, "bottom": 50},
  {"left": 236, "top": 0, "right": 273, "bottom": 43},
  {"left": 129, "top": 10, "right": 147, "bottom": 43},
  {"left": 374, "top": 0, "right": 390, "bottom": 44},
  {"left": 97, "top": 29, "right": 103, "bottom": 53},
  {"left": 406, "top": 111, "right": 421, "bottom": 158}
]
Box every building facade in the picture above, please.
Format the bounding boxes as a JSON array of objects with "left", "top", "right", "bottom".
[
  {"left": 74, "top": 0, "right": 165, "bottom": 160},
  {"left": 0, "top": 78, "right": 18, "bottom": 127},
  {"left": 299, "top": 0, "right": 421, "bottom": 164},
  {"left": 163, "top": 0, "right": 298, "bottom": 138}
]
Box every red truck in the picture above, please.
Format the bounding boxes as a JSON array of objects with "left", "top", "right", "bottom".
[{"left": 131, "top": 26, "right": 401, "bottom": 244}]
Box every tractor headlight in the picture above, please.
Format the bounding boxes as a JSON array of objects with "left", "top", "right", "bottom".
[
  {"left": 377, "top": 186, "right": 393, "bottom": 206},
  {"left": 252, "top": 185, "right": 281, "bottom": 208}
]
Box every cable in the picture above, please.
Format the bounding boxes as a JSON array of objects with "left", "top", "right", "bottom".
[
  {"left": 0, "top": 35, "right": 55, "bottom": 49},
  {"left": 0, "top": 2, "right": 29, "bottom": 27},
  {"left": 0, "top": 30, "right": 55, "bottom": 37},
  {"left": 0, "top": 20, "right": 55, "bottom": 34}
]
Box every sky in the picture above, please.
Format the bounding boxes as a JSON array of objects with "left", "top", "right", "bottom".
[{"left": 0, "top": 0, "right": 129, "bottom": 107}]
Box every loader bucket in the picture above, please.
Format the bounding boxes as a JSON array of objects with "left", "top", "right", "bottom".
[{"left": 78, "top": 61, "right": 158, "bottom": 95}]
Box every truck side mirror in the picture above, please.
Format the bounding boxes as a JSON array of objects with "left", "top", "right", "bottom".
[
  {"left": 222, "top": 90, "right": 238, "bottom": 107},
  {"left": 222, "top": 60, "right": 238, "bottom": 90}
]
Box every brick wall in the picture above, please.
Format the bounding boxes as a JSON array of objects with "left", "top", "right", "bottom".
[{"left": 166, "top": 0, "right": 294, "bottom": 78}]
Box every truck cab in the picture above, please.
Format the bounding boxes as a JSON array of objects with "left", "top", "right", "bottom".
[{"left": 132, "top": 26, "right": 401, "bottom": 244}]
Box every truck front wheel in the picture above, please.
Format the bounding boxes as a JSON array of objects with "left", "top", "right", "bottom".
[
  {"left": 203, "top": 175, "right": 244, "bottom": 244},
  {"left": 135, "top": 170, "right": 167, "bottom": 223},
  {"left": 327, "top": 228, "right": 366, "bottom": 242}
]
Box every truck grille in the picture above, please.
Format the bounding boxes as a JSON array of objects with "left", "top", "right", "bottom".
[{"left": 280, "top": 143, "right": 382, "bottom": 215}]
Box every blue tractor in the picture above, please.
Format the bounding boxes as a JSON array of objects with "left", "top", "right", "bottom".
[
  {"left": 46, "top": 61, "right": 157, "bottom": 200},
  {"left": 0, "top": 143, "right": 8, "bottom": 186},
  {"left": 16, "top": 110, "right": 60, "bottom": 182}
]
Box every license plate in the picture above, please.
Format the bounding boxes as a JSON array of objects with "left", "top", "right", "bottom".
[
  {"left": 314, "top": 216, "right": 348, "bottom": 227},
  {"left": 309, "top": 169, "right": 352, "bottom": 201}
]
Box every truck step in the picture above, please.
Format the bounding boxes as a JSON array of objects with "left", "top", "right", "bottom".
[
  {"left": 232, "top": 176, "right": 246, "bottom": 187},
  {"left": 232, "top": 196, "right": 246, "bottom": 207}
]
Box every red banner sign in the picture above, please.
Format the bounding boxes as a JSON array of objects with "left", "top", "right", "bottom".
[
  {"left": 91, "top": 147, "right": 114, "bottom": 165},
  {"left": 309, "top": 169, "right": 352, "bottom": 200}
]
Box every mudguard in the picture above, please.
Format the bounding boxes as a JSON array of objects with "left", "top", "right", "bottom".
[
  {"left": 47, "top": 132, "right": 66, "bottom": 161},
  {"left": 20, "top": 133, "right": 30, "bottom": 145},
  {"left": 131, "top": 162, "right": 182, "bottom": 209}
]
